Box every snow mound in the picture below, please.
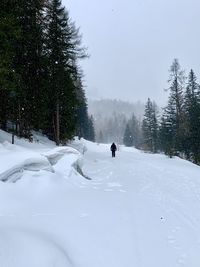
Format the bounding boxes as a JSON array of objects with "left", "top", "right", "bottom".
[
  {"left": 69, "top": 138, "right": 87, "bottom": 154},
  {"left": 43, "top": 147, "right": 80, "bottom": 166},
  {"left": 0, "top": 157, "right": 53, "bottom": 182},
  {"left": 3, "top": 132, "right": 200, "bottom": 266},
  {"left": 0, "top": 227, "right": 73, "bottom": 267},
  {"left": 0, "top": 133, "right": 83, "bottom": 183}
]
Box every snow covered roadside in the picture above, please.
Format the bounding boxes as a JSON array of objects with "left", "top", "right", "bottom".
[
  {"left": 1, "top": 132, "right": 200, "bottom": 266},
  {"left": 0, "top": 131, "right": 82, "bottom": 182},
  {"left": 0, "top": 131, "right": 84, "bottom": 267}
]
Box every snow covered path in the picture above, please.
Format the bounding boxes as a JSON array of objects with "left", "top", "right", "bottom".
[
  {"left": 0, "top": 136, "right": 200, "bottom": 266},
  {"left": 81, "top": 142, "right": 200, "bottom": 267}
]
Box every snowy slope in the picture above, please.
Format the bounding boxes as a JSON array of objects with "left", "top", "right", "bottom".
[{"left": 0, "top": 131, "right": 200, "bottom": 267}]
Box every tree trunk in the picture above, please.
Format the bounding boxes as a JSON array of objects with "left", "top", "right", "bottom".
[{"left": 56, "top": 99, "right": 60, "bottom": 145}]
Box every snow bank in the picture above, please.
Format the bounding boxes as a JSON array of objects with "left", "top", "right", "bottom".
[
  {"left": 0, "top": 129, "right": 55, "bottom": 150},
  {"left": 0, "top": 227, "right": 73, "bottom": 267},
  {"left": 1, "top": 130, "right": 200, "bottom": 267},
  {"left": 0, "top": 132, "right": 83, "bottom": 183},
  {"left": 42, "top": 146, "right": 80, "bottom": 166}
]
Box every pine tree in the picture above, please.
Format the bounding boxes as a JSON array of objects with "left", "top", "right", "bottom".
[
  {"left": 160, "top": 59, "right": 185, "bottom": 156},
  {"left": 12, "top": 0, "right": 47, "bottom": 139},
  {"left": 142, "top": 98, "right": 158, "bottom": 152},
  {"left": 0, "top": 1, "right": 21, "bottom": 132},
  {"left": 45, "top": 0, "right": 87, "bottom": 144},
  {"left": 123, "top": 124, "right": 133, "bottom": 147},
  {"left": 159, "top": 110, "right": 175, "bottom": 157},
  {"left": 184, "top": 69, "right": 200, "bottom": 163},
  {"left": 1, "top": 0, "right": 49, "bottom": 139},
  {"left": 129, "top": 113, "right": 141, "bottom": 148},
  {"left": 75, "top": 77, "right": 95, "bottom": 141},
  {"left": 87, "top": 115, "right": 95, "bottom": 141}
]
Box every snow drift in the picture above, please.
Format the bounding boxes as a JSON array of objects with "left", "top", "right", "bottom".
[{"left": 0, "top": 131, "right": 200, "bottom": 267}]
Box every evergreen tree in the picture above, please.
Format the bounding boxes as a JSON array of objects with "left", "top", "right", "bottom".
[
  {"left": 142, "top": 98, "right": 158, "bottom": 152},
  {"left": 12, "top": 0, "right": 47, "bottom": 138},
  {"left": 184, "top": 69, "right": 200, "bottom": 162},
  {"left": 160, "top": 59, "right": 185, "bottom": 156},
  {"left": 74, "top": 91, "right": 88, "bottom": 139},
  {"left": 0, "top": 1, "right": 21, "bottom": 132},
  {"left": 159, "top": 110, "right": 175, "bottom": 157},
  {"left": 45, "top": 0, "right": 86, "bottom": 144},
  {"left": 0, "top": 0, "right": 90, "bottom": 145},
  {"left": 74, "top": 77, "right": 95, "bottom": 141},
  {"left": 123, "top": 113, "right": 141, "bottom": 147},
  {"left": 129, "top": 113, "right": 141, "bottom": 148},
  {"left": 87, "top": 115, "right": 95, "bottom": 142},
  {"left": 123, "top": 124, "right": 133, "bottom": 146}
]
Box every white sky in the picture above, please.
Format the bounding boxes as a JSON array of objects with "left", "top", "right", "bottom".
[{"left": 64, "top": 0, "right": 200, "bottom": 105}]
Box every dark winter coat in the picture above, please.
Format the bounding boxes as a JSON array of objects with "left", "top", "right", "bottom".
[{"left": 110, "top": 143, "right": 117, "bottom": 151}]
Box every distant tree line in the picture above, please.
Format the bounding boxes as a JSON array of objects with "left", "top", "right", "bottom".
[
  {"left": 123, "top": 59, "right": 200, "bottom": 165},
  {"left": 0, "top": 0, "right": 95, "bottom": 144},
  {"left": 90, "top": 100, "right": 144, "bottom": 144},
  {"left": 95, "top": 112, "right": 127, "bottom": 144}
]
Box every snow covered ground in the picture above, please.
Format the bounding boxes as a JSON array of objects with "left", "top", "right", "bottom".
[{"left": 0, "top": 130, "right": 200, "bottom": 267}]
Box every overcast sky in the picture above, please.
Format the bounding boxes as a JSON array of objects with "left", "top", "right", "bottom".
[{"left": 64, "top": 0, "right": 200, "bottom": 105}]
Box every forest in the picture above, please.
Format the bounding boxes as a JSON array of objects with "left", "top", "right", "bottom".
[
  {"left": 0, "top": 0, "right": 95, "bottom": 145},
  {"left": 1, "top": 1, "right": 200, "bottom": 164},
  {"left": 90, "top": 59, "right": 200, "bottom": 165},
  {"left": 141, "top": 59, "right": 200, "bottom": 164}
]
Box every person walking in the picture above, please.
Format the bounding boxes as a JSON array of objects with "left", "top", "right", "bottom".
[{"left": 110, "top": 142, "right": 117, "bottom": 157}]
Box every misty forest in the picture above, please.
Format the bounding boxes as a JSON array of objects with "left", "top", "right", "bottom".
[
  {"left": 0, "top": 0, "right": 200, "bottom": 163},
  {"left": 91, "top": 59, "right": 200, "bottom": 165},
  {"left": 1, "top": 1, "right": 200, "bottom": 165}
]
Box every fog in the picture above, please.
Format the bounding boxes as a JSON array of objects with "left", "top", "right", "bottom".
[{"left": 64, "top": 0, "right": 200, "bottom": 106}]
